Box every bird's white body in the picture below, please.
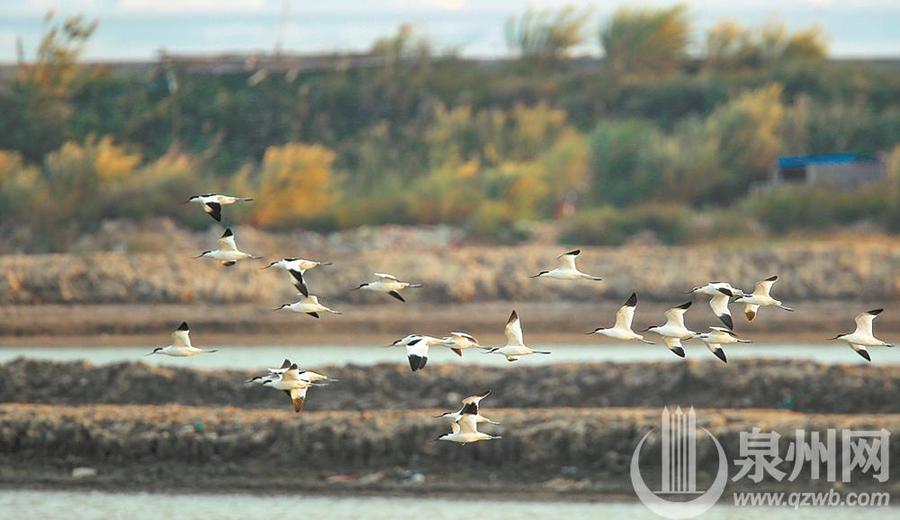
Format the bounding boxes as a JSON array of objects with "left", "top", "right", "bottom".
[
  {"left": 187, "top": 194, "right": 253, "bottom": 222},
  {"left": 440, "top": 332, "right": 481, "bottom": 356},
  {"left": 832, "top": 309, "right": 893, "bottom": 362},
  {"left": 146, "top": 323, "right": 217, "bottom": 357},
  {"left": 265, "top": 258, "right": 330, "bottom": 273},
  {"left": 532, "top": 250, "right": 602, "bottom": 281},
  {"left": 190, "top": 194, "right": 247, "bottom": 206},
  {"left": 198, "top": 229, "right": 259, "bottom": 266},
  {"left": 485, "top": 311, "right": 550, "bottom": 362},
  {"left": 277, "top": 295, "right": 341, "bottom": 316},
  {"left": 734, "top": 276, "right": 793, "bottom": 321},
  {"left": 437, "top": 415, "right": 501, "bottom": 444},
  {"left": 696, "top": 327, "right": 752, "bottom": 363},
  {"left": 690, "top": 281, "right": 745, "bottom": 298},
  {"left": 646, "top": 304, "right": 697, "bottom": 340},
  {"left": 264, "top": 359, "right": 333, "bottom": 384},
  {"left": 589, "top": 293, "right": 654, "bottom": 344},
  {"left": 357, "top": 273, "right": 423, "bottom": 302},
  {"left": 646, "top": 303, "right": 696, "bottom": 358}
]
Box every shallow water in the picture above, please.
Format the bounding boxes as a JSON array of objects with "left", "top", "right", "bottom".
[
  {"left": 0, "top": 342, "right": 894, "bottom": 370},
  {"left": 0, "top": 490, "right": 892, "bottom": 519}
]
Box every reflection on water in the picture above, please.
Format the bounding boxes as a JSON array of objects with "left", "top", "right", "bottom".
[
  {"left": 0, "top": 490, "right": 892, "bottom": 520},
  {"left": 0, "top": 343, "right": 892, "bottom": 370}
]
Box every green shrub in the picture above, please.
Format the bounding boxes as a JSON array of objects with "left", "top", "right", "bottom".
[{"left": 559, "top": 204, "right": 693, "bottom": 245}]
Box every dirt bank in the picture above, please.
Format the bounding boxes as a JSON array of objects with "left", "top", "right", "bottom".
[
  {"left": 3, "top": 241, "right": 900, "bottom": 306},
  {"left": 3, "top": 300, "right": 899, "bottom": 338},
  {"left": 0, "top": 404, "right": 896, "bottom": 497},
  {"left": 1, "top": 359, "right": 897, "bottom": 414}
]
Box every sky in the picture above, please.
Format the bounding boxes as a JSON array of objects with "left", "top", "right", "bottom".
[{"left": 0, "top": 0, "right": 898, "bottom": 62}]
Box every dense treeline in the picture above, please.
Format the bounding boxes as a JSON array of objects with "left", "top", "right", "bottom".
[{"left": 1, "top": 6, "right": 899, "bottom": 251}]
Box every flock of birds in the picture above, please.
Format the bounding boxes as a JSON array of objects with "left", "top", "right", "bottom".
[{"left": 144, "top": 193, "right": 895, "bottom": 444}]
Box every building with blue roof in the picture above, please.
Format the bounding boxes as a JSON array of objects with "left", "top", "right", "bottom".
[{"left": 770, "top": 153, "right": 885, "bottom": 188}]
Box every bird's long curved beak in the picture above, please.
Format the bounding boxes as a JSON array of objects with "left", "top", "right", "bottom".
[{"left": 143, "top": 352, "right": 155, "bottom": 357}]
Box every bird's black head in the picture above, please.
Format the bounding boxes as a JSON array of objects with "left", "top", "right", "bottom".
[{"left": 354, "top": 283, "right": 368, "bottom": 290}]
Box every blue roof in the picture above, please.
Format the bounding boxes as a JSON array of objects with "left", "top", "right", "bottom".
[{"left": 778, "top": 153, "right": 875, "bottom": 169}]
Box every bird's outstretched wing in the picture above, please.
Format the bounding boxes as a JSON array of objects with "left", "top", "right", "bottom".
[
  {"left": 753, "top": 275, "right": 778, "bottom": 296},
  {"left": 218, "top": 229, "right": 238, "bottom": 252},
  {"left": 663, "top": 302, "right": 691, "bottom": 328},
  {"left": 556, "top": 249, "right": 580, "bottom": 271},
  {"left": 203, "top": 202, "right": 222, "bottom": 222},
  {"left": 614, "top": 293, "right": 637, "bottom": 330},
  {"left": 854, "top": 309, "right": 882, "bottom": 336},
  {"left": 171, "top": 321, "right": 191, "bottom": 348},
  {"left": 504, "top": 310, "right": 525, "bottom": 346},
  {"left": 374, "top": 273, "right": 399, "bottom": 281}
]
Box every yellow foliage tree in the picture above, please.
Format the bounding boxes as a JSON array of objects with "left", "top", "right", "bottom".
[
  {"left": 0, "top": 150, "right": 44, "bottom": 223},
  {"left": 252, "top": 143, "right": 339, "bottom": 228}
]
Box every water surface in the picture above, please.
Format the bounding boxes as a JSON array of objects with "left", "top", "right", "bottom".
[
  {"left": 0, "top": 490, "right": 892, "bottom": 520},
  {"left": 0, "top": 343, "right": 893, "bottom": 370}
]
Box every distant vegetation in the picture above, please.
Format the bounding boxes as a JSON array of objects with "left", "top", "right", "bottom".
[{"left": 0, "top": 6, "right": 899, "bottom": 251}]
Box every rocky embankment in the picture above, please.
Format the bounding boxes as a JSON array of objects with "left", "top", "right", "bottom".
[
  {"left": 1, "top": 359, "right": 898, "bottom": 413},
  {"left": 3, "top": 240, "right": 900, "bottom": 306},
  {"left": 1, "top": 404, "right": 897, "bottom": 496}
]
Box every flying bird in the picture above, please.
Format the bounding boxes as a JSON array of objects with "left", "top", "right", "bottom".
[
  {"left": 829, "top": 309, "right": 894, "bottom": 362},
  {"left": 354, "top": 273, "right": 423, "bottom": 302},
  {"left": 274, "top": 287, "right": 342, "bottom": 319},
  {"left": 531, "top": 249, "right": 602, "bottom": 281},
  {"left": 435, "top": 390, "right": 500, "bottom": 425},
  {"left": 260, "top": 363, "right": 317, "bottom": 412},
  {"left": 145, "top": 322, "right": 218, "bottom": 357},
  {"left": 435, "top": 414, "right": 501, "bottom": 445},
  {"left": 688, "top": 281, "right": 746, "bottom": 298},
  {"left": 185, "top": 193, "right": 253, "bottom": 222},
  {"left": 483, "top": 310, "right": 551, "bottom": 362},
  {"left": 196, "top": 228, "right": 261, "bottom": 266},
  {"left": 439, "top": 332, "right": 482, "bottom": 357},
  {"left": 390, "top": 334, "right": 444, "bottom": 371},
  {"left": 263, "top": 258, "right": 332, "bottom": 297},
  {"left": 644, "top": 302, "right": 698, "bottom": 358},
  {"left": 696, "top": 327, "right": 752, "bottom": 364},
  {"left": 586, "top": 293, "right": 654, "bottom": 344},
  {"left": 734, "top": 276, "right": 793, "bottom": 321},
  {"left": 247, "top": 359, "right": 336, "bottom": 385}
]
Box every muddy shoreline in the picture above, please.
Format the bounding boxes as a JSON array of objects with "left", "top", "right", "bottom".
[
  {"left": 2, "top": 301, "right": 898, "bottom": 339},
  {"left": 2, "top": 359, "right": 898, "bottom": 413},
  {"left": 0, "top": 405, "right": 897, "bottom": 498}
]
